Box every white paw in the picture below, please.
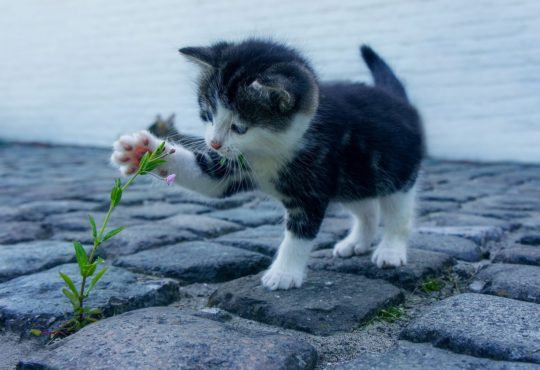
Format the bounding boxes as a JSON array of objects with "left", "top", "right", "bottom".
[
  {"left": 333, "top": 238, "right": 371, "bottom": 258},
  {"left": 332, "top": 238, "right": 355, "bottom": 258},
  {"left": 371, "top": 243, "right": 407, "bottom": 268},
  {"left": 261, "top": 266, "right": 305, "bottom": 290},
  {"left": 110, "top": 130, "right": 160, "bottom": 176}
]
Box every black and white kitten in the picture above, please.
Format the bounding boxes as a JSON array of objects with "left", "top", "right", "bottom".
[{"left": 111, "top": 39, "right": 424, "bottom": 290}]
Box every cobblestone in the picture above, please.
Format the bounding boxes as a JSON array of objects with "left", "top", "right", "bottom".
[
  {"left": 493, "top": 244, "right": 540, "bottom": 266},
  {"left": 209, "top": 271, "right": 404, "bottom": 335},
  {"left": 309, "top": 248, "right": 454, "bottom": 290},
  {"left": 401, "top": 293, "right": 540, "bottom": 363},
  {"left": 469, "top": 263, "right": 540, "bottom": 303},
  {"left": 0, "top": 241, "right": 86, "bottom": 283},
  {"left": 332, "top": 341, "right": 540, "bottom": 370},
  {"left": 0, "top": 263, "right": 179, "bottom": 333},
  {"left": 114, "top": 241, "right": 271, "bottom": 283},
  {"left": 1, "top": 143, "right": 540, "bottom": 369},
  {"left": 18, "top": 307, "right": 317, "bottom": 370}
]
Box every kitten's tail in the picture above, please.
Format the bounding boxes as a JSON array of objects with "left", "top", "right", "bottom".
[{"left": 360, "top": 45, "right": 408, "bottom": 102}]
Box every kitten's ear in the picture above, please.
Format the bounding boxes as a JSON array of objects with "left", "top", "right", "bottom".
[
  {"left": 179, "top": 47, "right": 215, "bottom": 68},
  {"left": 167, "top": 114, "right": 176, "bottom": 124},
  {"left": 249, "top": 79, "right": 295, "bottom": 113},
  {"left": 155, "top": 114, "right": 162, "bottom": 122}
]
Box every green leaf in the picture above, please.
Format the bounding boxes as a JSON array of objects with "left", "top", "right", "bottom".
[
  {"left": 73, "top": 241, "right": 88, "bottom": 275},
  {"left": 138, "top": 152, "right": 150, "bottom": 172},
  {"left": 102, "top": 226, "right": 125, "bottom": 242},
  {"left": 30, "top": 329, "right": 42, "bottom": 336},
  {"left": 59, "top": 272, "right": 79, "bottom": 298},
  {"left": 62, "top": 288, "right": 80, "bottom": 308},
  {"left": 83, "top": 263, "right": 97, "bottom": 277},
  {"left": 88, "top": 214, "right": 97, "bottom": 242},
  {"left": 153, "top": 141, "right": 166, "bottom": 158},
  {"left": 110, "top": 185, "right": 123, "bottom": 207},
  {"left": 89, "top": 308, "right": 102, "bottom": 315},
  {"left": 86, "top": 268, "right": 108, "bottom": 296},
  {"left": 143, "top": 159, "right": 167, "bottom": 173},
  {"left": 82, "top": 257, "right": 105, "bottom": 278}
]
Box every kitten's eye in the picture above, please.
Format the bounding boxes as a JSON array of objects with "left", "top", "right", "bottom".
[{"left": 231, "top": 124, "right": 248, "bottom": 135}]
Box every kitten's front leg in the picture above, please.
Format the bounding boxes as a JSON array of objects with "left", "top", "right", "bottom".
[
  {"left": 261, "top": 206, "right": 325, "bottom": 290},
  {"left": 110, "top": 130, "right": 233, "bottom": 197}
]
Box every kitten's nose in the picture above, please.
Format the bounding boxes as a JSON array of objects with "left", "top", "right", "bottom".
[{"left": 210, "top": 140, "right": 222, "bottom": 150}]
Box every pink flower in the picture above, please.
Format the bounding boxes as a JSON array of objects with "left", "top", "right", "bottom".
[{"left": 165, "top": 174, "right": 176, "bottom": 185}]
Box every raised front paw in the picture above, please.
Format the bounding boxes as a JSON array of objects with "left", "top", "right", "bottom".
[
  {"left": 110, "top": 131, "right": 159, "bottom": 176},
  {"left": 261, "top": 266, "right": 305, "bottom": 290}
]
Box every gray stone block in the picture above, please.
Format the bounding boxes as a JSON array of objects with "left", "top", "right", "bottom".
[
  {"left": 332, "top": 341, "right": 540, "bottom": 370},
  {"left": 309, "top": 248, "right": 454, "bottom": 290},
  {"left": 401, "top": 293, "right": 540, "bottom": 363},
  {"left": 215, "top": 224, "right": 338, "bottom": 256},
  {"left": 0, "top": 264, "right": 179, "bottom": 333},
  {"left": 114, "top": 241, "right": 271, "bottom": 283},
  {"left": 209, "top": 271, "right": 403, "bottom": 335},
  {"left": 469, "top": 263, "right": 540, "bottom": 303},
  {"left": 117, "top": 202, "right": 210, "bottom": 221},
  {"left": 409, "top": 232, "right": 483, "bottom": 262},
  {"left": 18, "top": 307, "right": 317, "bottom": 370},
  {"left": 493, "top": 244, "right": 540, "bottom": 266},
  {"left": 161, "top": 214, "right": 243, "bottom": 237},
  {"left": 208, "top": 207, "right": 283, "bottom": 227},
  {"left": 14, "top": 200, "right": 100, "bottom": 222},
  {"left": 420, "top": 212, "right": 516, "bottom": 230},
  {"left": 43, "top": 211, "right": 140, "bottom": 233},
  {"left": 0, "top": 241, "right": 88, "bottom": 282},
  {"left": 417, "top": 225, "right": 505, "bottom": 246},
  {"left": 100, "top": 223, "right": 198, "bottom": 258},
  {"left": 0, "top": 222, "right": 49, "bottom": 244}
]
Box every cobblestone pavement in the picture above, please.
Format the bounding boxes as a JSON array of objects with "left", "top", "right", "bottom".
[{"left": 1, "top": 142, "right": 540, "bottom": 369}]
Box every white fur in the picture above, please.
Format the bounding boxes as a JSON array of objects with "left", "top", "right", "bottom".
[
  {"left": 333, "top": 199, "right": 380, "bottom": 257},
  {"left": 261, "top": 231, "right": 313, "bottom": 290},
  {"left": 371, "top": 185, "right": 417, "bottom": 267}
]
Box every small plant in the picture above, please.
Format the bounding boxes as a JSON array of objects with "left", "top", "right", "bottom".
[
  {"left": 375, "top": 305, "right": 405, "bottom": 323},
  {"left": 420, "top": 277, "right": 445, "bottom": 293},
  {"left": 32, "top": 142, "right": 175, "bottom": 338}
]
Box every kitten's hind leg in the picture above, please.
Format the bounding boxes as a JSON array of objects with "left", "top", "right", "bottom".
[
  {"left": 372, "top": 185, "right": 417, "bottom": 268},
  {"left": 333, "top": 199, "right": 380, "bottom": 258}
]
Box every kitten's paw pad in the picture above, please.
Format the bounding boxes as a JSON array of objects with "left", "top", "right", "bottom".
[
  {"left": 111, "top": 131, "right": 158, "bottom": 176},
  {"left": 261, "top": 268, "right": 304, "bottom": 290},
  {"left": 371, "top": 244, "right": 407, "bottom": 268},
  {"left": 332, "top": 239, "right": 356, "bottom": 258}
]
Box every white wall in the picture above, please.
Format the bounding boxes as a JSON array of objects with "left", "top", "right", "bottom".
[{"left": 1, "top": 0, "right": 539, "bottom": 162}]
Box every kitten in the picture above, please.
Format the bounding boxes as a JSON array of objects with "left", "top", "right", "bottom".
[{"left": 111, "top": 39, "right": 424, "bottom": 290}]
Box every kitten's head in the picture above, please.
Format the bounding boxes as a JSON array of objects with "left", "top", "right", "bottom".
[{"left": 179, "top": 39, "right": 319, "bottom": 159}]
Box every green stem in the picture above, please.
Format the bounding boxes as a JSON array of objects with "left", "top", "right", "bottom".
[{"left": 77, "top": 171, "right": 140, "bottom": 321}]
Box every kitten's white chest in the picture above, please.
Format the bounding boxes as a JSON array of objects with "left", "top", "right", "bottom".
[{"left": 248, "top": 157, "right": 284, "bottom": 199}]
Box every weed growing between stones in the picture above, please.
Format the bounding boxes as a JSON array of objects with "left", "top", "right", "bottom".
[
  {"left": 420, "top": 277, "right": 445, "bottom": 293},
  {"left": 31, "top": 142, "right": 174, "bottom": 339},
  {"left": 375, "top": 305, "right": 405, "bottom": 323}
]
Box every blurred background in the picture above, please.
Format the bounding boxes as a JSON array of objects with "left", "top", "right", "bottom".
[{"left": 0, "top": 0, "right": 538, "bottom": 162}]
